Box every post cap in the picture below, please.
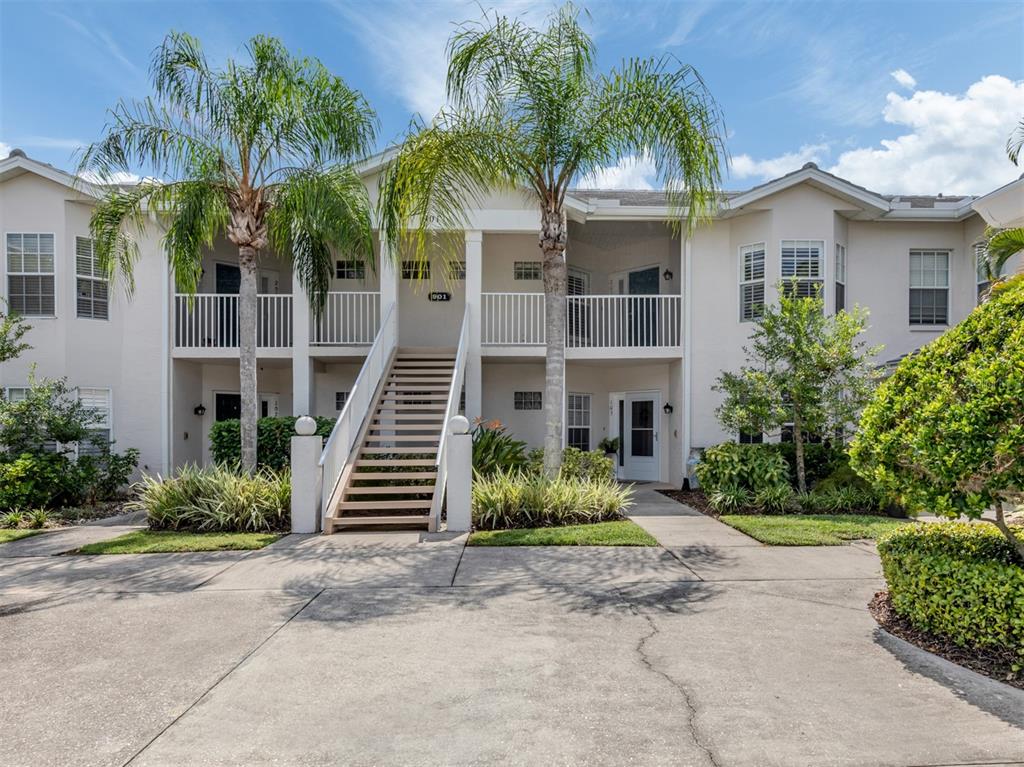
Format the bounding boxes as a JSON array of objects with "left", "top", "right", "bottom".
[
  {"left": 448, "top": 415, "right": 470, "bottom": 435},
  {"left": 295, "top": 415, "right": 318, "bottom": 436}
]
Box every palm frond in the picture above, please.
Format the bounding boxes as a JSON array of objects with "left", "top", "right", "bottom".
[
  {"left": 985, "top": 226, "right": 1024, "bottom": 277},
  {"left": 1008, "top": 117, "right": 1024, "bottom": 166}
]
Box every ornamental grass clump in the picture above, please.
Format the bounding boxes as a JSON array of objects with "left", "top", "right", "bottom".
[
  {"left": 132, "top": 464, "right": 290, "bottom": 533},
  {"left": 472, "top": 470, "right": 633, "bottom": 530}
]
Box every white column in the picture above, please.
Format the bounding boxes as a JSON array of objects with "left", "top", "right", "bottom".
[
  {"left": 290, "top": 417, "right": 323, "bottom": 533},
  {"left": 379, "top": 239, "right": 399, "bottom": 320},
  {"left": 291, "top": 280, "right": 313, "bottom": 415},
  {"left": 464, "top": 230, "right": 483, "bottom": 422},
  {"left": 446, "top": 415, "right": 473, "bottom": 532},
  {"left": 682, "top": 235, "right": 694, "bottom": 486}
]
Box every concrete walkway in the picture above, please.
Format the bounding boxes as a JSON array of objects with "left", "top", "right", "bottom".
[{"left": 1, "top": 490, "right": 1021, "bottom": 766}]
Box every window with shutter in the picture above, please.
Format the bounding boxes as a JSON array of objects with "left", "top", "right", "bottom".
[
  {"left": 739, "top": 243, "right": 765, "bottom": 321},
  {"left": 6, "top": 233, "right": 56, "bottom": 316},
  {"left": 75, "top": 237, "right": 109, "bottom": 320},
  {"left": 77, "top": 387, "right": 112, "bottom": 456},
  {"left": 834, "top": 243, "right": 847, "bottom": 312},
  {"left": 780, "top": 240, "right": 824, "bottom": 299}
]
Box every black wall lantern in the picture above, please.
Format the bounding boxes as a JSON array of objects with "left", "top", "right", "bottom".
[
  {"left": 193, "top": 404, "right": 207, "bottom": 417},
  {"left": 663, "top": 402, "right": 674, "bottom": 415},
  {"left": 662, "top": 268, "right": 674, "bottom": 281}
]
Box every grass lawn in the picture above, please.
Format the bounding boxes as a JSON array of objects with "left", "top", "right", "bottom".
[
  {"left": 468, "top": 520, "right": 657, "bottom": 547},
  {"left": 0, "top": 529, "right": 45, "bottom": 544},
  {"left": 720, "top": 514, "right": 912, "bottom": 546},
  {"left": 76, "top": 530, "right": 282, "bottom": 554}
]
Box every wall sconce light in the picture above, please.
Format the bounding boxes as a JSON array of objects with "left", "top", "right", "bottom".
[
  {"left": 193, "top": 404, "right": 207, "bottom": 417},
  {"left": 663, "top": 403, "right": 674, "bottom": 415},
  {"left": 663, "top": 268, "right": 674, "bottom": 281}
]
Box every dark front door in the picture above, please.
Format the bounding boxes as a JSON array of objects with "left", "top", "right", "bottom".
[
  {"left": 215, "top": 264, "right": 241, "bottom": 347},
  {"left": 215, "top": 392, "right": 242, "bottom": 422},
  {"left": 628, "top": 266, "right": 659, "bottom": 346}
]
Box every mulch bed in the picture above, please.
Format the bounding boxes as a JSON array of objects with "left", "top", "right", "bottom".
[
  {"left": 657, "top": 488, "right": 718, "bottom": 517},
  {"left": 869, "top": 591, "right": 1021, "bottom": 690}
]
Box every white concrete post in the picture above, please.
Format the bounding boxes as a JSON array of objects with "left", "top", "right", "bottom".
[
  {"left": 446, "top": 415, "right": 473, "bottom": 532},
  {"left": 379, "top": 240, "right": 399, "bottom": 326},
  {"left": 292, "top": 280, "right": 313, "bottom": 415},
  {"left": 464, "top": 230, "right": 483, "bottom": 422},
  {"left": 290, "top": 416, "right": 323, "bottom": 533}
]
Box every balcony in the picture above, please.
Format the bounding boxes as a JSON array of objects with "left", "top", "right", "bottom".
[
  {"left": 311, "top": 291, "right": 380, "bottom": 346},
  {"left": 481, "top": 293, "right": 682, "bottom": 357},
  {"left": 174, "top": 294, "right": 294, "bottom": 354}
]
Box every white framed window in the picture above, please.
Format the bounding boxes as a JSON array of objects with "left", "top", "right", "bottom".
[
  {"left": 75, "top": 237, "right": 109, "bottom": 320},
  {"left": 401, "top": 260, "right": 430, "bottom": 280},
  {"left": 6, "top": 233, "right": 56, "bottom": 316},
  {"left": 77, "top": 387, "right": 112, "bottom": 457},
  {"left": 739, "top": 243, "right": 765, "bottom": 322},
  {"left": 3, "top": 386, "right": 27, "bottom": 402},
  {"left": 909, "top": 249, "right": 950, "bottom": 325},
  {"left": 514, "top": 391, "right": 542, "bottom": 410},
  {"left": 447, "top": 260, "right": 466, "bottom": 280},
  {"left": 567, "top": 393, "right": 591, "bottom": 451},
  {"left": 335, "top": 391, "right": 349, "bottom": 411},
  {"left": 834, "top": 243, "right": 847, "bottom": 312},
  {"left": 336, "top": 260, "right": 365, "bottom": 280},
  {"left": 780, "top": 239, "right": 824, "bottom": 298},
  {"left": 514, "top": 261, "right": 542, "bottom": 280}
]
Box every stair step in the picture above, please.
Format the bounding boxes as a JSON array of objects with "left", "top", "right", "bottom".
[
  {"left": 360, "top": 446, "right": 438, "bottom": 455},
  {"left": 356, "top": 458, "right": 438, "bottom": 466},
  {"left": 373, "top": 414, "right": 445, "bottom": 422},
  {"left": 369, "top": 423, "right": 443, "bottom": 431},
  {"left": 351, "top": 471, "right": 437, "bottom": 480},
  {"left": 376, "top": 406, "right": 446, "bottom": 413},
  {"left": 365, "top": 435, "right": 439, "bottom": 443},
  {"left": 345, "top": 485, "right": 435, "bottom": 495},
  {"left": 387, "top": 379, "right": 452, "bottom": 387},
  {"left": 389, "top": 368, "right": 454, "bottom": 375},
  {"left": 338, "top": 499, "right": 433, "bottom": 510},
  {"left": 329, "top": 515, "right": 431, "bottom": 528}
]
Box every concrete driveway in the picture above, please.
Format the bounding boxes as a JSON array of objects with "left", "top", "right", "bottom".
[{"left": 1, "top": 491, "right": 1021, "bottom": 767}]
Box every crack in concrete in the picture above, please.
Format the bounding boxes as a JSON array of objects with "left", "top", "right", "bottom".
[{"left": 627, "top": 603, "right": 721, "bottom": 767}]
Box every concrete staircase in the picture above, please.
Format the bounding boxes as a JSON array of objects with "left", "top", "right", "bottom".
[{"left": 324, "top": 349, "right": 456, "bottom": 531}]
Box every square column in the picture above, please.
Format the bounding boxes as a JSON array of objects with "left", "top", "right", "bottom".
[
  {"left": 292, "top": 279, "right": 313, "bottom": 416},
  {"left": 464, "top": 230, "right": 483, "bottom": 422}
]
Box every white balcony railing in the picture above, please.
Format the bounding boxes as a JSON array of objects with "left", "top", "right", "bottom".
[
  {"left": 311, "top": 291, "right": 381, "bottom": 346},
  {"left": 174, "top": 293, "right": 293, "bottom": 348},
  {"left": 481, "top": 293, "right": 682, "bottom": 350}
]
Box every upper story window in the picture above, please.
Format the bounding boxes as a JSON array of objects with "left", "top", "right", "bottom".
[
  {"left": 514, "top": 261, "right": 542, "bottom": 281},
  {"left": 739, "top": 243, "right": 765, "bottom": 322},
  {"left": 834, "top": 244, "right": 847, "bottom": 312},
  {"left": 447, "top": 260, "right": 466, "bottom": 280},
  {"left": 909, "top": 249, "right": 950, "bottom": 325},
  {"left": 336, "top": 260, "right": 365, "bottom": 280},
  {"left": 780, "top": 239, "right": 824, "bottom": 299},
  {"left": 75, "top": 237, "right": 109, "bottom": 320},
  {"left": 6, "top": 233, "right": 55, "bottom": 317},
  {"left": 77, "top": 387, "right": 112, "bottom": 457},
  {"left": 401, "top": 260, "right": 429, "bottom": 280}
]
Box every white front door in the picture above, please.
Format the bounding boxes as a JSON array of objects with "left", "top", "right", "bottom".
[{"left": 611, "top": 391, "right": 661, "bottom": 481}]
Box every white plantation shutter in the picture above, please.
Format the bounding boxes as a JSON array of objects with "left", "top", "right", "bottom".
[
  {"left": 77, "top": 387, "right": 112, "bottom": 456},
  {"left": 75, "top": 237, "right": 109, "bottom": 320},
  {"left": 739, "top": 243, "right": 766, "bottom": 321},
  {"left": 6, "top": 233, "right": 56, "bottom": 316},
  {"left": 780, "top": 240, "right": 824, "bottom": 299}
]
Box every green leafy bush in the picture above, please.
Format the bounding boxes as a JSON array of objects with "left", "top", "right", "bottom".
[
  {"left": 851, "top": 274, "right": 1024, "bottom": 558},
  {"left": 696, "top": 443, "right": 790, "bottom": 495},
  {"left": 707, "top": 486, "right": 752, "bottom": 514},
  {"left": 472, "top": 470, "right": 633, "bottom": 530},
  {"left": 132, "top": 464, "right": 291, "bottom": 532},
  {"left": 0, "top": 453, "right": 78, "bottom": 509},
  {"left": 527, "top": 447, "right": 614, "bottom": 482},
  {"left": 753, "top": 484, "right": 794, "bottom": 514},
  {"left": 472, "top": 419, "right": 527, "bottom": 476},
  {"left": 878, "top": 523, "right": 1024, "bottom": 666},
  {"left": 210, "top": 416, "right": 334, "bottom": 469},
  {"left": 773, "top": 442, "right": 845, "bottom": 489},
  {"left": 1, "top": 511, "right": 24, "bottom": 528},
  {"left": 0, "top": 373, "right": 99, "bottom": 455}
]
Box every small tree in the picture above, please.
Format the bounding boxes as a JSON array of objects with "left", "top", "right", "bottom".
[
  {"left": 0, "top": 369, "right": 100, "bottom": 456},
  {"left": 714, "top": 282, "right": 882, "bottom": 493},
  {"left": 0, "top": 300, "right": 30, "bottom": 364},
  {"left": 850, "top": 275, "right": 1024, "bottom": 561}
]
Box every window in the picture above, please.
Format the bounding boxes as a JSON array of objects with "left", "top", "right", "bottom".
[
  {"left": 834, "top": 243, "right": 846, "bottom": 312},
  {"left": 739, "top": 243, "right": 765, "bottom": 321},
  {"left": 401, "top": 260, "right": 430, "bottom": 280},
  {"left": 514, "top": 391, "right": 542, "bottom": 410},
  {"left": 738, "top": 430, "right": 762, "bottom": 444},
  {"left": 77, "top": 387, "right": 112, "bottom": 457},
  {"left": 75, "top": 237, "right": 109, "bottom": 320},
  {"left": 335, "top": 391, "right": 349, "bottom": 411},
  {"left": 6, "top": 233, "right": 55, "bottom": 316},
  {"left": 909, "top": 249, "right": 950, "bottom": 325},
  {"left": 3, "top": 387, "right": 27, "bottom": 402},
  {"left": 336, "top": 260, "right": 365, "bottom": 280},
  {"left": 567, "top": 393, "right": 591, "bottom": 451},
  {"left": 514, "top": 261, "right": 542, "bottom": 280},
  {"left": 780, "top": 239, "right": 824, "bottom": 298},
  {"left": 447, "top": 260, "right": 466, "bottom": 280}
]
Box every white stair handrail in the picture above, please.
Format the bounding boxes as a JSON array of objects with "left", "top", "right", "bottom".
[
  {"left": 430, "top": 304, "right": 471, "bottom": 528},
  {"left": 318, "top": 302, "right": 397, "bottom": 516}
]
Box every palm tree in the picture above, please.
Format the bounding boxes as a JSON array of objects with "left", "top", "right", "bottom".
[
  {"left": 378, "top": 3, "right": 724, "bottom": 477},
  {"left": 979, "top": 115, "right": 1024, "bottom": 294},
  {"left": 80, "top": 33, "right": 377, "bottom": 472}
]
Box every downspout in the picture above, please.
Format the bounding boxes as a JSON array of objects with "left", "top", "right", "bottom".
[
  {"left": 682, "top": 235, "right": 693, "bottom": 486},
  {"left": 153, "top": 210, "right": 171, "bottom": 476}
]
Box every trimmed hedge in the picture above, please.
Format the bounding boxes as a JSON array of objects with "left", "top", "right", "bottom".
[
  {"left": 878, "top": 523, "right": 1024, "bottom": 665},
  {"left": 695, "top": 442, "right": 789, "bottom": 495},
  {"left": 210, "top": 416, "right": 334, "bottom": 469}
]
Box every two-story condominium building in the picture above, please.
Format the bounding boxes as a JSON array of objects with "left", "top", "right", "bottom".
[{"left": 1, "top": 147, "right": 1021, "bottom": 528}]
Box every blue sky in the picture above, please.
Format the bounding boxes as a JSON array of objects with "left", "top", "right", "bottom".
[{"left": 1, "top": 0, "right": 1022, "bottom": 194}]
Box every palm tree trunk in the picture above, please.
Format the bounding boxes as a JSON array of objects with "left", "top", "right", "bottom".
[
  {"left": 541, "top": 207, "right": 567, "bottom": 479},
  {"left": 793, "top": 413, "right": 807, "bottom": 494},
  {"left": 238, "top": 245, "right": 259, "bottom": 473}
]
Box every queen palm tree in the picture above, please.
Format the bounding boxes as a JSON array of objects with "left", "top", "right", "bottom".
[
  {"left": 378, "top": 3, "right": 724, "bottom": 477},
  {"left": 80, "top": 32, "right": 377, "bottom": 472}
]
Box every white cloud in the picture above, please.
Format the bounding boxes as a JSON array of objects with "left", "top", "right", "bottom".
[
  {"left": 79, "top": 170, "right": 143, "bottom": 185},
  {"left": 890, "top": 69, "right": 916, "bottom": 90},
  {"left": 728, "top": 75, "right": 1024, "bottom": 194},
  {"left": 577, "top": 156, "right": 657, "bottom": 190},
  {"left": 730, "top": 143, "right": 829, "bottom": 181},
  {"left": 659, "top": 2, "right": 710, "bottom": 47},
  {"left": 0, "top": 142, "right": 10, "bottom": 160}
]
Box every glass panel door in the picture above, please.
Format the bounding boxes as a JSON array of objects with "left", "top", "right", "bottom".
[{"left": 623, "top": 392, "right": 659, "bottom": 481}]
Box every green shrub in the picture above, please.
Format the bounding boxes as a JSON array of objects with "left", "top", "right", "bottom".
[
  {"left": 878, "top": 523, "right": 1024, "bottom": 666},
  {"left": 0, "top": 453, "right": 78, "bottom": 509},
  {"left": 753, "top": 484, "right": 794, "bottom": 514},
  {"left": 772, "top": 441, "right": 845, "bottom": 489},
  {"left": 76, "top": 447, "right": 140, "bottom": 502},
  {"left": 526, "top": 447, "right": 615, "bottom": 482},
  {"left": 1, "top": 510, "right": 24, "bottom": 528},
  {"left": 472, "top": 420, "right": 527, "bottom": 476},
  {"left": 472, "top": 470, "right": 633, "bottom": 530},
  {"left": 209, "top": 416, "right": 334, "bottom": 469},
  {"left": 132, "top": 464, "right": 291, "bottom": 532},
  {"left": 25, "top": 508, "right": 51, "bottom": 529},
  {"left": 696, "top": 443, "right": 789, "bottom": 495},
  {"left": 707, "top": 486, "right": 752, "bottom": 514}
]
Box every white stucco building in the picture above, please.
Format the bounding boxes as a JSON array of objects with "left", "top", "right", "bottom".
[{"left": 1, "top": 147, "right": 1021, "bottom": 527}]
